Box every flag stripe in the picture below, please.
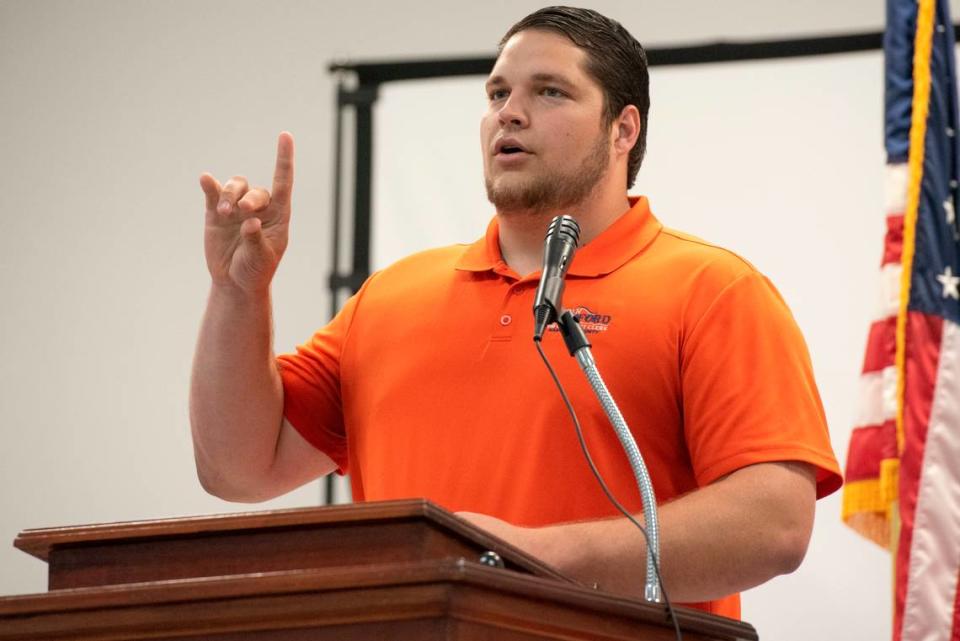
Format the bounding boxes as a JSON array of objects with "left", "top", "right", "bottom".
[
  {"left": 845, "top": 420, "right": 898, "bottom": 481},
  {"left": 952, "top": 573, "right": 960, "bottom": 639},
  {"left": 877, "top": 263, "right": 905, "bottom": 322},
  {"left": 864, "top": 318, "right": 898, "bottom": 372},
  {"left": 883, "top": 213, "right": 906, "bottom": 266},
  {"left": 900, "top": 319, "right": 960, "bottom": 641},
  {"left": 895, "top": 310, "right": 944, "bottom": 640},
  {"left": 885, "top": 163, "right": 909, "bottom": 214},
  {"left": 854, "top": 367, "right": 897, "bottom": 427}
]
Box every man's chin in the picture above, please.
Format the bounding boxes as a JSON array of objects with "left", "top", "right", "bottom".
[{"left": 486, "top": 177, "right": 556, "bottom": 214}]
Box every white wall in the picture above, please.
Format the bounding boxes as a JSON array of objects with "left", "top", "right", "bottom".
[{"left": 0, "top": 1, "right": 929, "bottom": 639}]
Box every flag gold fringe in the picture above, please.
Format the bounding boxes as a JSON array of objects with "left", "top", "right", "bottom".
[
  {"left": 894, "top": 0, "right": 936, "bottom": 456},
  {"left": 842, "top": 458, "right": 901, "bottom": 548}
]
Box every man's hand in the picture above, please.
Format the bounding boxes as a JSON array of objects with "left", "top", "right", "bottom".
[
  {"left": 458, "top": 511, "right": 537, "bottom": 553},
  {"left": 200, "top": 132, "right": 295, "bottom": 294}
]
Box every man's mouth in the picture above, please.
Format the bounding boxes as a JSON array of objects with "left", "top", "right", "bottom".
[{"left": 495, "top": 139, "right": 530, "bottom": 155}]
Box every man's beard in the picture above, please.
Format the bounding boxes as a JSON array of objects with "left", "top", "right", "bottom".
[{"left": 485, "top": 132, "right": 610, "bottom": 215}]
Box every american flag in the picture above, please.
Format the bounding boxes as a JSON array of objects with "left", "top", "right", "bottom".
[{"left": 842, "top": 0, "right": 960, "bottom": 639}]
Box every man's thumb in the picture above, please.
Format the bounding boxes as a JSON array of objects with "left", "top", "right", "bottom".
[{"left": 240, "top": 217, "right": 266, "bottom": 249}]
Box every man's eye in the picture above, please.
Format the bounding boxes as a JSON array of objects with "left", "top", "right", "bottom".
[
  {"left": 542, "top": 87, "right": 565, "bottom": 98},
  {"left": 489, "top": 89, "right": 509, "bottom": 101}
]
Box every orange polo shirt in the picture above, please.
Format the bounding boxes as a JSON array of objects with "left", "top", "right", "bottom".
[{"left": 278, "top": 196, "right": 842, "bottom": 620}]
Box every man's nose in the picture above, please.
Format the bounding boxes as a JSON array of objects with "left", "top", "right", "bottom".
[{"left": 498, "top": 95, "right": 529, "bottom": 128}]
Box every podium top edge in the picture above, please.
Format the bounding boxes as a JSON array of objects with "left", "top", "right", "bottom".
[{"left": 14, "top": 499, "right": 445, "bottom": 560}]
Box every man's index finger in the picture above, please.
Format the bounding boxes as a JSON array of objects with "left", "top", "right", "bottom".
[{"left": 272, "top": 132, "right": 295, "bottom": 206}]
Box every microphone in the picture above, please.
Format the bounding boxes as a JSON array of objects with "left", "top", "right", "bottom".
[{"left": 533, "top": 215, "right": 581, "bottom": 341}]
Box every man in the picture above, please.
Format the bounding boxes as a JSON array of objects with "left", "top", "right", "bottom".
[{"left": 190, "top": 7, "right": 842, "bottom": 619}]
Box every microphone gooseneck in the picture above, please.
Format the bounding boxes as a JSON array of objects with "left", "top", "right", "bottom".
[
  {"left": 532, "top": 215, "right": 581, "bottom": 341},
  {"left": 531, "top": 231, "right": 666, "bottom": 606}
]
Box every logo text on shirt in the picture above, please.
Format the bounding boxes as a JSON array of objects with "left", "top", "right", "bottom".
[{"left": 547, "top": 306, "right": 612, "bottom": 334}]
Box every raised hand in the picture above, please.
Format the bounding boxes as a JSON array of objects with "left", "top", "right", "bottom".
[{"left": 200, "top": 132, "right": 295, "bottom": 293}]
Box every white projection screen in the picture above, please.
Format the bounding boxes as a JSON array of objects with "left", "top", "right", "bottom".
[{"left": 371, "top": 50, "right": 890, "bottom": 639}]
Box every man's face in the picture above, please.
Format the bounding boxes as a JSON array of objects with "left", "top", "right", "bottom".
[{"left": 482, "top": 29, "right": 612, "bottom": 214}]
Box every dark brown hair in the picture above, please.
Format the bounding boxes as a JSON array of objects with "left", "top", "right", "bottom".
[{"left": 500, "top": 6, "right": 650, "bottom": 188}]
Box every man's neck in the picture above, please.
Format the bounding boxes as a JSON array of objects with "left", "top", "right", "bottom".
[{"left": 496, "top": 190, "right": 632, "bottom": 277}]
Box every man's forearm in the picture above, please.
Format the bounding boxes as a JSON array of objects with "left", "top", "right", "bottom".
[
  {"left": 189, "top": 283, "right": 284, "bottom": 500},
  {"left": 462, "top": 461, "right": 816, "bottom": 603}
]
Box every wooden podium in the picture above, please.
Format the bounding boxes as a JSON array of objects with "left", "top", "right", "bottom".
[{"left": 0, "top": 499, "right": 758, "bottom": 640}]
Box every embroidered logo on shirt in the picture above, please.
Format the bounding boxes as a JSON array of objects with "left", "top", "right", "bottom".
[{"left": 547, "top": 306, "right": 612, "bottom": 334}]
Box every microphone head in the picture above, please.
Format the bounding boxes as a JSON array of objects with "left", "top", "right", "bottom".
[
  {"left": 533, "top": 215, "right": 581, "bottom": 341},
  {"left": 546, "top": 215, "right": 581, "bottom": 248}
]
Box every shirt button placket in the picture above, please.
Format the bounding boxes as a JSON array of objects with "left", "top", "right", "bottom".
[{"left": 492, "top": 285, "right": 523, "bottom": 339}]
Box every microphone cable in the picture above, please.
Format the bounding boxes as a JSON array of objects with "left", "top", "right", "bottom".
[{"left": 535, "top": 339, "right": 683, "bottom": 641}]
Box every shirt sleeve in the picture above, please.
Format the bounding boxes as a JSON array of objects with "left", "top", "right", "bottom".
[
  {"left": 276, "top": 284, "right": 368, "bottom": 474},
  {"left": 680, "top": 269, "right": 843, "bottom": 498}
]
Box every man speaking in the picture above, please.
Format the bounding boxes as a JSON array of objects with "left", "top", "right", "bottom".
[{"left": 190, "top": 6, "right": 842, "bottom": 619}]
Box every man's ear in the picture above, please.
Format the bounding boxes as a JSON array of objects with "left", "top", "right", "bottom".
[{"left": 613, "top": 105, "right": 641, "bottom": 157}]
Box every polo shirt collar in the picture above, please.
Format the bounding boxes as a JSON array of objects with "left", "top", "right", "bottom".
[{"left": 454, "top": 196, "right": 662, "bottom": 277}]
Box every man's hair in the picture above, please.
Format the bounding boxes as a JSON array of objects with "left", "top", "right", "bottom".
[{"left": 499, "top": 6, "right": 650, "bottom": 188}]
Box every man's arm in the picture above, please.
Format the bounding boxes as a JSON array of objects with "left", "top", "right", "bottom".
[
  {"left": 189, "top": 133, "right": 336, "bottom": 502},
  {"left": 460, "top": 460, "right": 816, "bottom": 603}
]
